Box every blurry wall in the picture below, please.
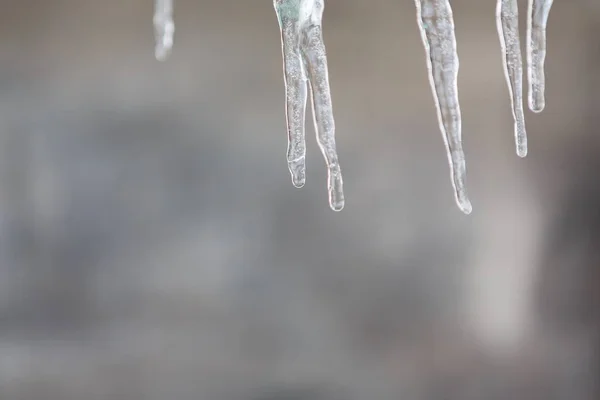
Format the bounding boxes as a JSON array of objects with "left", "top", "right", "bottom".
[{"left": 0, "top": 1, "right": 598, "bottom": 399}]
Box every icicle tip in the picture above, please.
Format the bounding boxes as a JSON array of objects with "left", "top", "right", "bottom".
[
  {"left": 289, "top": 158, "right": 306, "bottom": 188},
  {"left": 330, "top": 200, "right": 345, "bottom": 212},
  {"left": 155, "top": 47, "right": 172, "bottom": 62},
  {"left": 458, "top": 198, "right": 472, "bottom": 215},
  {"left": 528, "top": 98, "right": 545, "bottom": 114},
  {"left": 329, "top": 171, "right": 344, "bottom": 212}
]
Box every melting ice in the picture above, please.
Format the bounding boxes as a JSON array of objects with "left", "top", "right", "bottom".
[
  {"left": 274, "top": 0, "right": 344, "bottom": 212},
  {"left": 154, "top": 0, "right": 174, "bottom": 61}
]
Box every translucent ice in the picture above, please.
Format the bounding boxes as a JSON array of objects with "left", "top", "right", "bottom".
[
  {"left": 415, "top": 0, "right": 472, "bottom": 214},
  {"left": 274, "top": 0, "right": 344, "bottom": 211},
  {"left": 497, "top": 0, "right": 527, "bottom": 157},
  {"left": 154, "top": 0, "right": 174, "bottom": 61},
  {"left": 526, "top": 0, "right": 554, "bottom": 113}
]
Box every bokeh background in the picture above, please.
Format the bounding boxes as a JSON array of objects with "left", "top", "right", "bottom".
[{"left": 0, "top": 0, "right": 598, "bottom": 399}]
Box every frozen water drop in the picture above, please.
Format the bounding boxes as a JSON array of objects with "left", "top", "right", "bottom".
[
  {"left": 497, "top": 0, "right": 527, "bottom": 157},
  {"left": 154, "top": 0, "right": 174, "bottom": 61},
  {"left": 415, "top": 0, "right": 472, "bottom": 214},
  {"left": 274, "top": 0, "right": 344, "bottom": 211},
  {"left": 526, "top": 0, "right": 554, "bottom": 113}
]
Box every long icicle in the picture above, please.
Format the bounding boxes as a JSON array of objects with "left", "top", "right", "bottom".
[
  {"left": 154, "top": 0, "right": 175, "bottom": 61},
  {"left": 497, "top": 0, "right": 527, "bottom": 157},
  {"left": 275, "top": 1, "right": 309, "bottom": 189},
  {"left": 415, "top": 0, "right": 472, "bottom": 214},
  {"left": 274, "top": 0, "right": 344, "bottom": 211},
  {"left": 526, "top": 0, "right": 554, "bottom": 113}
]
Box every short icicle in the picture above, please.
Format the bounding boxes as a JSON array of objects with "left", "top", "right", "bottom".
[{"left": 414, "top": 0, "right": 472, "bottom": 214}]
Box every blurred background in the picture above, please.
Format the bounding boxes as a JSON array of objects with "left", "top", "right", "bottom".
[{"left": 0, "top": 0, "right": 598, "bottom": 399}]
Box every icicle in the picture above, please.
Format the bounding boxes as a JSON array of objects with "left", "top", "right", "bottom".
[
  {"left": 274, "top": 0, "right": 344, "bottom": 212},
  {"left": 415, "top": 0, "right": 472, "bottom": 214},
  {"left": 154, "top": 0, "right": 174, "bottom": 61},
  {"left": 496, "top": 0, "right": 527, "bottom": 157},
  {"left": 526, "top": 0, "right": 554, "bottom": 113},
  {"left": 274, "top": 0, "right": 309, "bottom": 190}
]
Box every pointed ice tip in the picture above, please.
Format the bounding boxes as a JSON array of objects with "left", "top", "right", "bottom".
[
  {"left": 517, "top": 146, "right": 528, "bottom": 158},
  {"left": 458, "top": 199, "right": 473, "bottom": 215}
]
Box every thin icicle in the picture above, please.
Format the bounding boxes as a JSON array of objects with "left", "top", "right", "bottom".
[
  {"left": 497, "top": 0, "right": 527, "bottom": 157},
  {"left": 415, "top": 0, "right": 472, "bottom": 214},
  {"left": 154, "top": 0, "right": 174, "bottom": 61},
  {"left": 275, "top": 1, "right": 309, "bottom": 189},
  {"left": 526, "top": 0, "right": 554, "bottom": 113},
  {"left": 274, "top": 0, "right": 344, "bottom": 211}
]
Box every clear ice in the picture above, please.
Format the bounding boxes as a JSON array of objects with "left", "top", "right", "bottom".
[
  {"left": 154, "top": 0, "right": 174, "bottom": 61},
  {"left": 274, "top": 0, "right": 344, "bottom": 212},
  {"left": 526, "top": 0, "right": 554, "bottom": 113},
  {"left": 497, "top": 0, "right": 527, "bottom": 157},
  {"left": 414, "top": 0, "right": 472, "bottom": 214}
]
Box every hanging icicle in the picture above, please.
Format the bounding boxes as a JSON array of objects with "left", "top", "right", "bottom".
[
  {"left": 154, "top": 0, "right": 175, "bottom": 61},
  {"left": 497, "top": 0, "right": 527, "bottom": 157},
  {"left": 274, "top": 0, "right": 344, "bottom": 212},
  {"left": 526, "top": 0, "right": 554, "bottom": 113},
  {"left": 414, "top": 0, "right": 472, "bottom": 214},
  {"left": 139, "top": 0, "right": 563, "bottom": 213}
]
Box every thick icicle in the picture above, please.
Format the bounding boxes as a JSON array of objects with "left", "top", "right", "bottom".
[
  {"left": 415, "top": 0, "right": 472, "bottom": 214},
  {"left": 154, "top": 0, "right": 174, "bottom": 61},
  {"left": 496, "top": 0, "right": 527, "bottom": 157},
  {"left": 526, "top": 0, "right": 554, "bottom": 113},
  {"left": 274, "top": 0, "right": 344, "bottom": 211}
]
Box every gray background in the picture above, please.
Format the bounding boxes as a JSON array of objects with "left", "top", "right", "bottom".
[{"left": 0, "top": 0, "right": 598, "bottom": 399}]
